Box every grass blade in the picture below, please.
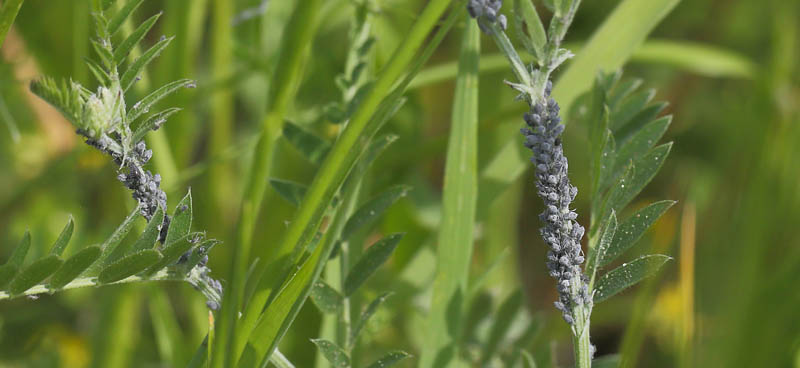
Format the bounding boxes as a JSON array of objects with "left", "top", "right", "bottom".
[{"left": 420, "top": 19, "right": 480, "bottom": 368}]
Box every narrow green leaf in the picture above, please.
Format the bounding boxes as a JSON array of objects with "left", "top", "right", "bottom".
[
  {"left": 120, "top": 36, "right": 174, "bottom": 91},
  {"left": 350, "top": 292, "right": 392, "bottom": 346},
  {"left": 107, "top": 0, "right": 145, "bottom": 36},
  {"left": 588, "top": 211, "right": 617, "bottom": 279},
  {"left": 7, "top": 230, "right": 31, "bottom": 267},
  {"left": 113, "top": 12, "right": 162, "bottom": 64},
  {"left": 343, "top": 233, "right": 403, "bottom": 296},
  {"left": 601, "top": 200, "right": 675, "bottom": 267},
  {"left": 283, "top": 121, "right": 331, "bottom": 165},
  {"left": 607, "top": 78, "right": 643, "bottom": 109},
  {"left": 593, "top": 354, "right": 621, "bottom": 368},
  {"left": 98, "top": 249, "right": 162, "bottom": 284},
  {"left": 309, "top": 280, "right": 343, "bottom": 313},
  {"left": 148, "top": 287, "right": 188, "bottom": 366},
  {"left": 594, "top": 254, "right": 671, "bottom": 302},
  {"left": 631, "top": 40, "right": 757, "bottom": 79},
  {"left": 601, "top": 143, "right": 672, "bottom": 217},
  {"left": 366, "top": 351, "right": 411, "bottom": 368},
  {"left": 612, "top": 115, "right": 671, "bottom": 178},
  {"left": 91, "top": 39, "right": 114, "bottom": 69},
  {"left": 520, "top": 350, "right": 538, "bottom": 368},
  {"left": 128, "top": 79, "right": 194, "bottom": 123},
  {"left": 131, "top": 206, "right": 164, "bottom": 253},
  {"left": 0, "top": 0, "right": 25, "bottom": 49},
  {"left": 165, "top": 190, "right": 192, "bottom": 245},
  {"left": 269, "top": 179, "right": 308, "bottom": 207},
  {"left": 513, "top": 0, "right": 547, "bottom": 59},
  {"left": 0, "top": 264, "right": 18, "bottom": 291},
  {"left": 615, "top": 102, "right": 669, "bottom": 143},
  {"left": 8, "top": 255, "right": 63, "bottom": 295},
  {"left": 100, "top": 0, "right": 115, "bottom": 11},
  {"left": 132, "top": 107, "right": 182, "bottom": 143},
  {"left": 48, "top": 245, "right": 102, "bottom": 289},
  {"left": 340, "top": 186, "right": 411, "bottom": 241},
  {"left": 609, "top": 89, "right": 656, "bottom": 131},
  {"left": 145, "top": 233, "right": 199, "bottom": 275},
  {"left": 421, "top": 21, "right": 480, "bottom": 368},
  {"left": 482, "top": 290, "right": 523, "bottom": 364},
  {"left": 311, "top": 339, "right": 350, "bottom": 368},
  {"left": 86, "top": 58, "right": 111, "bottom": 85},
  {"left": 98, "top": 207, "right": 140, "bottom": 263}
]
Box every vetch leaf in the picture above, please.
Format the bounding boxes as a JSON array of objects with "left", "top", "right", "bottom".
[
  {"left": 366, "top": 351, "right": 411, "bottom": 368},
  {"left": 98, "top": 249, "right": 162, "bottom": 284},
  {"left": 612, "top": 115, "right": 671, "bottom": 177},
  {"left": 86, "top": 58, "right": 110, "bottom": 85},
  {"left": 113, "top": 12, "right": 162, "bottom": 64},
  {"left": 513, "top": 0, "right": 547, "bottom": 59},
  {"left": 132, "top": 107, "right": 182, "bottom": 143},
  {"left": 180, "top": 239, "right": 220, "bottom": 271},
  {"left": 0, "top": 265, "right": 18, "bottom": 291},
  {"left": 601, "top": 200, "right": 675, "bottom": 267},
  {"left": 94, "top": 206, "right": 140, "bottom": 272},
  {"left": 343, "top": 233, "right": 403, "bottom": 296},
  {"left": 283, "top": 121, "right": 331, "bottom": 165},
  {"left": 311, "top": 339, "right": 350, "bottom": 368},
  {"left": 340, "top": 186, "right": 411, "bottom": 241},
  {"left": 7, "top": 230, "right": 31, "bottom": 267},
  {"left": 128, "top": 79, "right": 194, "bottom": 123},
  {"left": 91, "top": 39, "right": 114, "bottom": 69},
  {"left": 601, "top": 143, "right": 672, "bottom": 218},
  {"left": 593, "top": 354, "right": 621, "bottom": 368},
  {"left": 107, "top": 0, "right": 145, "bottom": 36},
  {"left": 120, "top": 35, "right": 173, "bottom": 91},
  {"left": 8, "top": 255, "right": 63, "bottom": 295},
  {"left": 269, "top": 179, "right": 308, "bottom": 207},
  {"left": 615, "top": 102, "right": 669, "bottom": 143},
  {"left": 48, "top": 245, "right": 102, "bottom": 289},
  {"left": 607, "top": 78, "right": 642, "bottom": 109},
  {"left": 131, "top": 206, "right": 163, "bottom": 253},
  {"left": 588, "top": 211, "right": 617, "bottom": 279},
  {"left": 165, "top": 190, "right": 192, "bottom": 245},
  {"left": 350, "top": 292, "right": 392, "bottom": 346},
  {"left": 594, "top": 254, "right": 671, "bottom": 302},
  {"left": 609, "top": 89, "right": 655, "bottom": 131},
  {"left": 309, "top": 280, "right": 343, "bottom": 313}
]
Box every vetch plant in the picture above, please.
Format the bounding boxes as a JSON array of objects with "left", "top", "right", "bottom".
[
  {"left": 2, "top": 0, "right": 221, "bottom": 308},
  {"left": 469, "top": 0, "right": 674, "bottom": 366}
]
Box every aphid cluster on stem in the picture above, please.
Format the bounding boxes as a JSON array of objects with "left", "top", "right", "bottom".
[
  {"left": 467, "top": 0, "right": 507, "bottom": 32},
  {"left": 521, "top": 81, "right": 591, "bottom": 325}
]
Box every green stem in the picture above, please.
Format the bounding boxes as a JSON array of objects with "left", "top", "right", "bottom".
[
  {"left": 0, "top": 0, "right": 24, "bottom": 48},
  {"left": 208, "top": 0, "right": 234, "bottom": 213},
  {"left": 0, "top": 269, "right": 178, "bottom": 300}
]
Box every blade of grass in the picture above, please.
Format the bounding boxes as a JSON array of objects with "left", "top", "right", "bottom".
[
  {"left": 235, "top": 1, "right": 462, "bottom": 364},
  {"left": 148, "top": 286, "right": 188, "bottom": 367},
  {"left": 208, "top": 0, "right": 235, "bottom": 216},
  {"left": 419, "top": 18, "right": 480, "bottom": 368},
  {"left": 0, "top": 0, "right": 24, "bottom": 48},
  {"left": 213, "top": 1, "right": 323, "bottom": 367}
]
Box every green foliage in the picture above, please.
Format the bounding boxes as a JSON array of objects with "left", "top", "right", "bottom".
[
  {"left": 343, "top": 233, "right": 403, "bottom": 296},
  {"left": 594, "top": 255, "right": 672, "bottom": 302}
]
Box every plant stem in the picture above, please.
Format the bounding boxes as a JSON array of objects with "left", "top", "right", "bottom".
[{"left": 0, "top": 269, "right": 170, "bottom": 300}]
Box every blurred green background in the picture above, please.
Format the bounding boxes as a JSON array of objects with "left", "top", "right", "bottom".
[{"left": 0, "top": 0, "right": 798, "bottom": 367}]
